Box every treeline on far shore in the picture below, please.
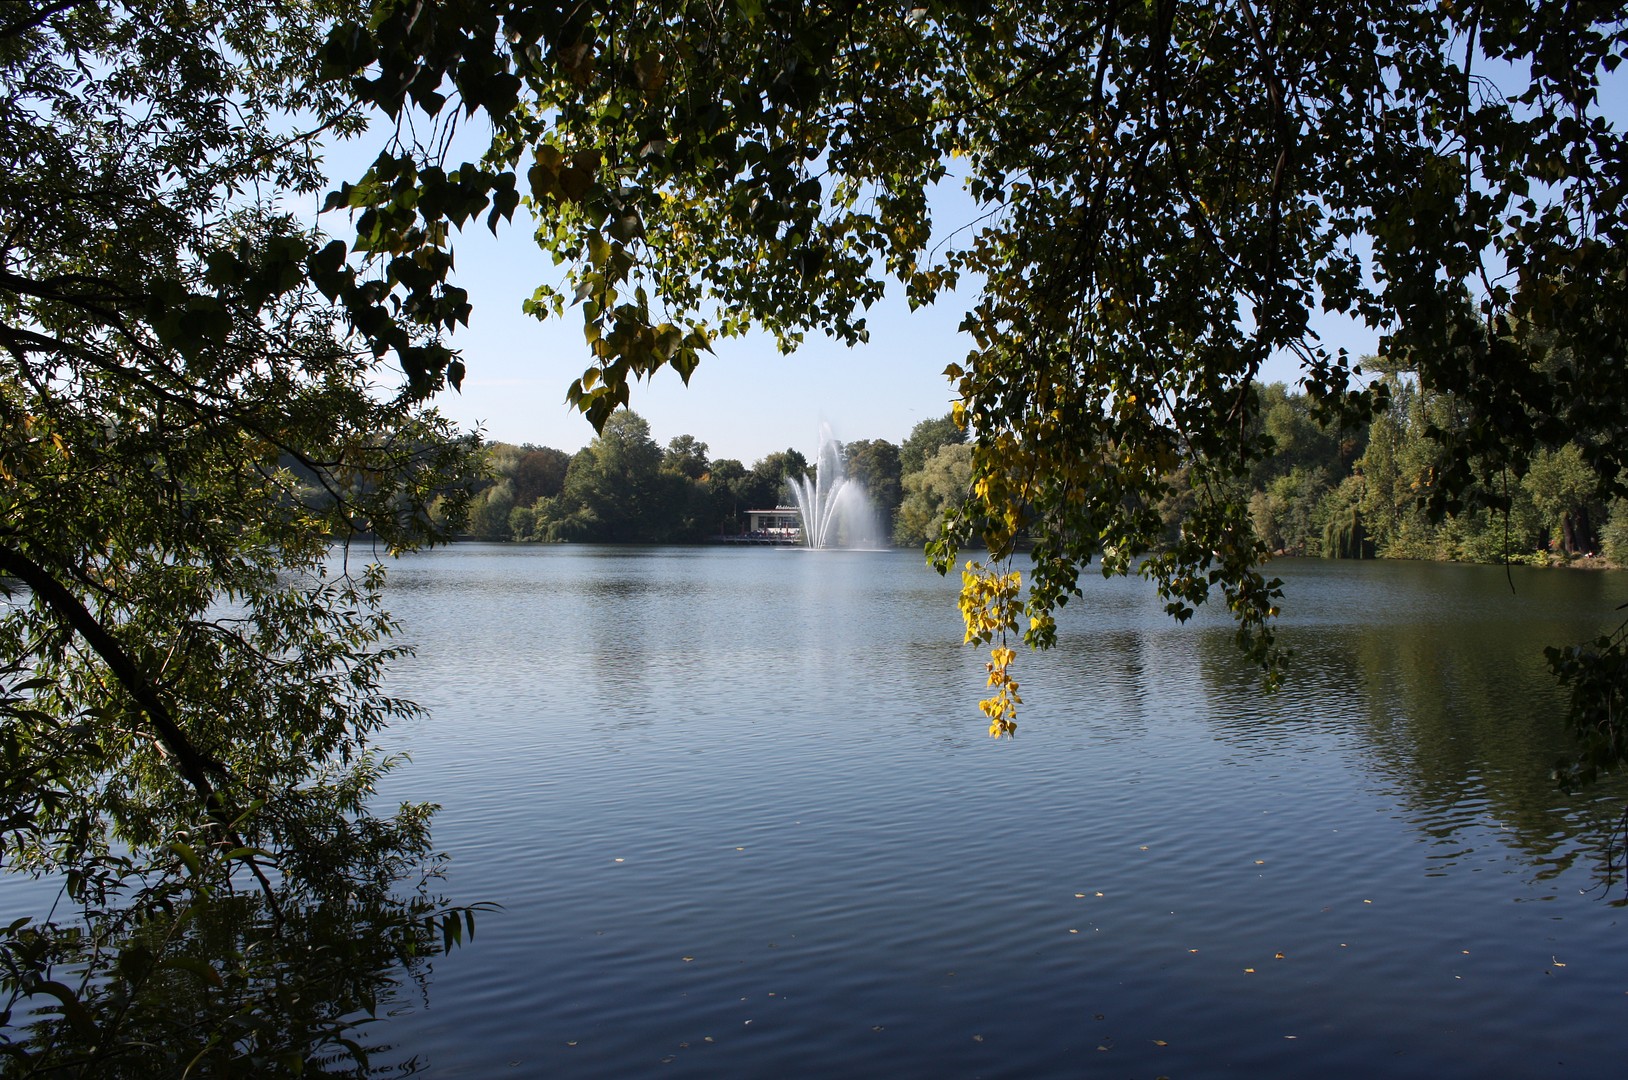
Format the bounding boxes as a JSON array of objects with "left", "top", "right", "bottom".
[
  {"left": 434, "top": 409, "right": 971, "bottom": 547},
  {"left": 433, "top": 375, "right": 1628, "bottom": 568}
]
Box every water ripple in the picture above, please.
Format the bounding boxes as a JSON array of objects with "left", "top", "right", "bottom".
[{"left": 364, "top": 547, "right": 1628, "bottom": 1077}]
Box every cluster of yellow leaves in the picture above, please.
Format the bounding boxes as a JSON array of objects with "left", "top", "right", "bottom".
[
  {"left": 959, "top": 561, "right": 1024, "bottom": 737},
  {"left": 0, "top": 411, "right": 68, "bottom": 483},
  {"left": 982, "top": 645, "right": 1021, "bottom": 738},
  {"left": 968, "top": 430, "right": 1037, "bottom": 557}
]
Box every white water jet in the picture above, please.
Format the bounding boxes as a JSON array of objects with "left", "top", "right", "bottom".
[{"left": 786, "top": 424, "right": 883, "bottom": 549}]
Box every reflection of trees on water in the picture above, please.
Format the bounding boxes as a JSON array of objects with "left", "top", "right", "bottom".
[
  {"left": 1, "top": 841, "right": 480, "bottom": 1076},
  {"left": 1192, "top": 601, "right": 1628, "bottom": 890},
  {"left": 1039, "top": 628, "right": 1170, "bottom": 737}
]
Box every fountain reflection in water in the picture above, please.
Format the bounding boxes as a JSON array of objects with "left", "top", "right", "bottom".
[{"left": 786, "top": 424, "right": 884, "bottom": 548}]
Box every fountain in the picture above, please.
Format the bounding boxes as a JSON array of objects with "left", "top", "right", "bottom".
[{"left": 786, "top": 424, "right": 884, "bottom": 549}]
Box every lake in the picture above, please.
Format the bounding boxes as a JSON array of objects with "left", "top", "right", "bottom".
[{"left": 362, "top": 546, "right": 1627, "bottom": 1077}]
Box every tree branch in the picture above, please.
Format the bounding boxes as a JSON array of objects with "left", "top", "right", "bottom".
[{"left": 0, "top": 544, "right": 225, "bottom": 802}]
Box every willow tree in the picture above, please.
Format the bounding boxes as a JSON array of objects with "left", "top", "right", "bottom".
[
  {"left": 2, "top": 2, "right": 482, "bottom": 1070},
  {"left": 319, "top": 1, "right": 1624, "bottom": 743}
]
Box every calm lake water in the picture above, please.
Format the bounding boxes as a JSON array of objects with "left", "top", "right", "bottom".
[{"left": 365, "top": 546, "right": 1628, "bottom": 1077}]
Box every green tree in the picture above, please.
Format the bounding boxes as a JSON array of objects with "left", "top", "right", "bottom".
[
  {"left": 1251, "top": 383, "right": 1348, "bottom": 488},
  {"left": 842, "top": 438, "right": 904, "bottom": 534},
  {"left": 663, "top": 433, "right": 711, "bottom": 480},
  {"left": 0, "top": 2, "right": 486, "bottom": 1067},
  {"left": 1249, "top": 467, "right": 1332, "bottom": 556},
  {"left": 651, "top": 470, "right": 716, "bottom": 541},
  {"left": 468, "top": 477, "right": 519, "bottom": 540},
  {"left": 534, "top": 409, "right": 672, "bottom": 541},
  {"left": 703, "top": 457, "right": 752, "bottom": 534},
  {"left": 1604, "top": 502, "right": 1628, "bottom": 568},
  {"left": 1320, "top": 476, "right": 1376, "bottom": 560},
  {"left": 513, "top": 444, "right": 573, "bottom": 505},
  {"left": 894, "top": 443, "right": 974, "bottom": 547},
  {"left": 1523, "top": 443, "right": 1605, "bottom": 557},
  {"left": 747, "top": 448, "right": 812, "bottom": 509},
  {"left": 898, "top": 413, "right": 968, "bottom": 477}
]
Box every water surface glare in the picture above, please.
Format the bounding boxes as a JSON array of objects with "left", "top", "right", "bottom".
[{"left": 350, "top": 551, "right": 1628, "bottom": 1073}]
